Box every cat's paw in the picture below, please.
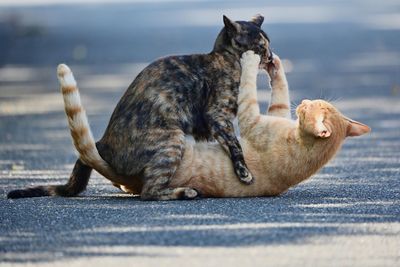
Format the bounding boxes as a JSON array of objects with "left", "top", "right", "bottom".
[
  {"left": 174, "top": 187, "right": 199, "bottom": 200},
  {"left": 234, "top": 161, "right": 254, "bottom": 185},
  {"left": 240, "top": 50, "right": 261, "bottom": 71},
  {"left": 184, "top": 188, "right": 199, "bottom": 199},
  {"left": 266, "top": 53, "right": 284, "bottom": 79},
  {"left": 141, "top": 187, "right": 199, "bottom": 200}
]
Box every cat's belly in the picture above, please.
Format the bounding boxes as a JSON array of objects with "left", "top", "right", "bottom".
[{"left": 170, "top": 141, "right": 283, "bottom": 197}]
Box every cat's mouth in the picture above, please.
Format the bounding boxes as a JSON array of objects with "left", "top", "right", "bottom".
[
  {"left": 260, "top": 58, "right": 272, "bottom": 70},
  {"left": 260, "top": 50, "right": 274, "bottom": 69},
  {"left": 267, "top": 50, "right": 274, "bottom": 62}
]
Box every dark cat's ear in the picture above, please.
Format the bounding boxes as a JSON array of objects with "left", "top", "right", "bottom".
[
  {"left": 250, "top": 14, "right": 264, "bottom": 27},
  {"left": 344, "top": 117, "right": 371, "bottom": 137},
  {"left": 223, "top": 15, "right": 241, "bottom": 36}
]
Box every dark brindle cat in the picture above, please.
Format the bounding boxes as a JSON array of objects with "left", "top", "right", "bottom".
[{"left": 8, "top": 15, "right": 272, "bottom": 200}]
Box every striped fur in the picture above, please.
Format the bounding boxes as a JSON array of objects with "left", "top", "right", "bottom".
[
  {"left": 8, "top": 13, "right": 273, "bottom": 200},
  {"left": 8, "top": 15, "right": 274, "bottom": 200},
  {"left": 7, "top": 52, "right": 371, "bottom": 200},
  {"left": 7, "top": 65, "right": 133, "bottom": 199},
  {"left": 266, "top": 54, "right": 291, "bottom": 119},
  {"left": 168, "top": 51, "right": 371, "bottom": 197},
  {"left": 56, "top": 64, "right": 132, "bottom": 187},
  {"left": 58, "top": 65, "right": 105, "bottom": 171}
]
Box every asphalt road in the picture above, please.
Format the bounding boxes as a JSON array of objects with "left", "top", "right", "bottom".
[{"left": 0, "top": 0, "right": 399, "bottom": 266}]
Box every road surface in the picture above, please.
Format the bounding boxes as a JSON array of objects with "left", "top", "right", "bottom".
[{"left": 0, "top": 0, "right": 399, "bottom": 266}]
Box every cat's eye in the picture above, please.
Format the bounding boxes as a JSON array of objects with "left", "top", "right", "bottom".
[
  {"left": 234, "top": 36, "right": 247, "bottom": 47},
  {"left": 258, "top": 40, "right": 267, "bottom": 49}
]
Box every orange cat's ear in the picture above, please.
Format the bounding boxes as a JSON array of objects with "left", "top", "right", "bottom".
[{"left": 344, "top": 117, "right": 371, "bottom": 137}]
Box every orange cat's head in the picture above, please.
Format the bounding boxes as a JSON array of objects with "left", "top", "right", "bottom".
[{"left": 296, "top": 99, "right": 371, "bottom": 139}]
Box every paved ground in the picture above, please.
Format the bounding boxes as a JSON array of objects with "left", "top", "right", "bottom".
[{"left": 0, "top": 0, "right": 399, "bottom": 266}]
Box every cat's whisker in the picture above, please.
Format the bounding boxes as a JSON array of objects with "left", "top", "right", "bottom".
[
  {"left": 327, "top": 96, "right": 342, "bottom": 104},
  {"left": 317, "top": 90, "right": 343, "bottom": 104},
  {"left": 290, "top": 101, "right": 299, "bottom": 110},
  {"left": 319, "top": 88, "right": 323, "bottom": 99}
]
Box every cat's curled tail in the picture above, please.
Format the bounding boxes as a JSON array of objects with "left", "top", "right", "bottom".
[
  {"left": 56, "top": 64, "right": 117, "bottom": 178},
  {"left": 7, "top": 64, "right": 122, "bottom": 199}
]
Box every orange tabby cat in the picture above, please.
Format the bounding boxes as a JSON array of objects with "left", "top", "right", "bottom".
[{"left": 165, "top": 51, "right": 371, "bottom": 197}]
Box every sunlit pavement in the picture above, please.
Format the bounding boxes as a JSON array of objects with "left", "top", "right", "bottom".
[{"left": 1, "top": 1, "right": 399, "bottom": 266}]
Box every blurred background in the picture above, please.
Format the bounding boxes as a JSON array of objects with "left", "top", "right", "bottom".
[{"left": 0, "top": 0, "right": 399, "bottom": 171}]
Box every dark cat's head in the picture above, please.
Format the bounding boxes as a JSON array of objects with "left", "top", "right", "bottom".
[{"left": 214, "top": 14, "right": 272, "bottom": 66}]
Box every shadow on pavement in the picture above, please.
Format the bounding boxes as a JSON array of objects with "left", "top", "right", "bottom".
[
  {"left": 1, "top": 170, "right": 399, "bottom": 263},
  {"left": 0, "top": 0, "right": 399, "bottom": 264}
]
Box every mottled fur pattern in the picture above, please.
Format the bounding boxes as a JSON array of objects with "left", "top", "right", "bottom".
[
  {"left": 7, "top": 51, "right": 371, "bottom": 200},
  {"left": 167, "top": 51, "right": 371, "bottom": 197},
  {"left": 98, "top": 15, "right": 272, "bottom": 200},
  {"left": 8, "top": 64, "right": 132, "bottom": 199},
  {"left": 8, "top": 15, "right": 272, "bottom": 200}
]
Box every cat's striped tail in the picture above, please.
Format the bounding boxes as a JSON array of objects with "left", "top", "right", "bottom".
[
  {"left": 7, "top": 64, "right": 123, "bottom": 199},
  {"left": 56, "top": 64, "right": 116, "bottom": 176}
]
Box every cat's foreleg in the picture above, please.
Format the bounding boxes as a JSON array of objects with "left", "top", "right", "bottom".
[
  {"left": 237, "top": 50, "right": 262, "bottom": 138},
  {"left": 266, "top": 54, "right": 291, "bottom": 119},
  {"left": 203, "top": 51, "right": 259, "bottom": 185},
  {"left": 209, "top": 116, "right": 253, "bottom": 184}
]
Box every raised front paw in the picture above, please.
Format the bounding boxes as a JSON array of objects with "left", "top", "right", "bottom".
[
  {"left": 266, "top": 53, "right": 284, "bottom": 79},
  {"left": 240, "top": 50, "right": 261, "bottom": 71},
  {"left": 234, "top": 161, "right": 254, "bottom": 185}
]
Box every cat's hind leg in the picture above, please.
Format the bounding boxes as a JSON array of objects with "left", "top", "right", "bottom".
[
  {"left": 140, "top": 129, "right": 198, "bottom": 200},
  {"left": 266, "top": 55, "right": 291, "bottom": 119}
]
